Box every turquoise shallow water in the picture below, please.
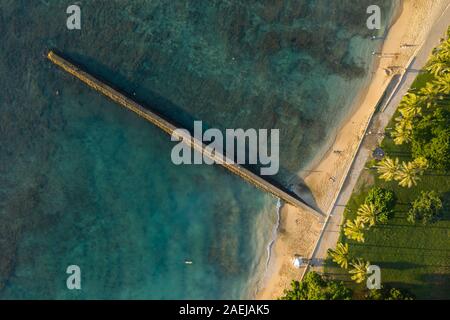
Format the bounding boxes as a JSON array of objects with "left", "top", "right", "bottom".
[{"left": 0, "top": 1, "right": 397, "bottom": 299}]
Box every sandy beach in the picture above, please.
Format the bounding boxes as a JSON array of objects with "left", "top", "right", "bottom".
[{"left": 257, "top": 0, "right": 450, "bottom": 300}]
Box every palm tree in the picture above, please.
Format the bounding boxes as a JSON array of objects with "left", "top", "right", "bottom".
[
  {"left": 398, "top": 93, "right": 422, "bottom": 118},
  {"left": 426, "top": 56, "right": 450, "bottom": 76},
  {"left": 394, "top": 160, "right": 424, "bottom": 188},
  {"left": 420, "top": 82, "right": 439, "bottom": 96},
  {"left": 412, "top": 157, "right": 429, "bottom": 171},
  {"left": 396, "top": 113, "right": 414, "bottom": 129},
  {"left": 349, "top": 258, "right": 370, "bottom": 284},
  {"left": 376, "top": 157, "right": 400, "bottom": 181},
  {"left": 433, "top": 73, "right": 450, "bottom": 95},
  {"left": 427, "top": 37, "right": 450, "bottom": 76},
  {"left": 344, "top": 218, "right": 366, "bottom": 243},
  {"left": 327, "top": 242, "right": 350, "bottom": 269},
  {"left": 357, "top": 203, "right": 377, "bottom": 228},
  {"left": 392, "top": 109, "right": 415, "bottom": 146},
  {"left": 391, "top": 121, "right": 413, "bottom": 145},
  {"left": 434, "top": 39, "right": 450, "bottom": 60},
  {"left": 419, "top": 83, "right": 440, "bottom": 108}
]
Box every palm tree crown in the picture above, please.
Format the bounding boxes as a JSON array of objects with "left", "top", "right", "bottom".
[
  {"left": 394, "top": 160, "right": 425, "bottom": 188},
  {"left": 349, "top": 258, "right": 370, "bottom": 284},
  {"left": 357, "top": 203, "right": 378, "bottom": 228},
  {"left": 377, "top": 157, "right": 400, "bottom": 181},
  {"left": 328, "top": 242, "right": 350, "bottom": 269},
  {"left": 344, "top": 218, "right": 366, "bottom": 243},
  {"left": 399, "top": 93, "right": 423, "bottom": 118}
]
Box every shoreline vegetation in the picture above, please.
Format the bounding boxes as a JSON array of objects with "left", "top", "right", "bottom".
[
  {"left": 322, "top": 24, "right": 450, "bottom": 300},
  {"left": 257, "top": 0, "right": 450, "bottom": 300}
]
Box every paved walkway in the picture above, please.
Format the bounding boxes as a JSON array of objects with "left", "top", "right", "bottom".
[{"left": 308, "top": 4, "right": 450, "bottom": 274}]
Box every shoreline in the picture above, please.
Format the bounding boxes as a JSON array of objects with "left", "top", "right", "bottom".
[
  {"left": 256, "top": 0, "right": 450, "bottom": 300},
  {"left": 293, "top": 1, "right": 405, "bottom": 180}
]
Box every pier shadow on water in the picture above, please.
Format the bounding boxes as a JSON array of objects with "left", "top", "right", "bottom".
[{"left": 0, "top": 0, "right": 400, "bottom": 299}]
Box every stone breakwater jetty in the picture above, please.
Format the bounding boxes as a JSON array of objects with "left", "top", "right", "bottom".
[{"left": 47, "top": 50, "right": 323, "bottom": 220}]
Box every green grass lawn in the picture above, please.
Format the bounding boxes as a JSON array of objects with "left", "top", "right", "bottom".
[{"left": 325, "top": 71, "right": 450, "bottom": 300}]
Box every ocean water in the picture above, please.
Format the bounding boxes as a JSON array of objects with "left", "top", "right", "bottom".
[{"left": 0, "top": 0, "right": 398, "bottom": 299}]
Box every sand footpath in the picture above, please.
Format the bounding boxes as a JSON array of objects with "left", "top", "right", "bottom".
[{"left": 257, "top": 0, "right": 450, "bottom": 300}]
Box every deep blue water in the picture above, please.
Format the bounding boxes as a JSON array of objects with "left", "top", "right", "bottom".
[{"left": 0, "top": 0, "right": 397, "bottom": 299}]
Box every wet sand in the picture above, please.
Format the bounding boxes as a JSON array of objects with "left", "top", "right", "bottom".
[{"left": 257, "top": 0, "right": 450, "bottom": 300}]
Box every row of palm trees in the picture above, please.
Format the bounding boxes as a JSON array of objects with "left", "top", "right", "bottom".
[
  {"left": 392, "top": 35, "right": 450, "bottom": 146},
  {"left": 327, "top": 27, "right": 450, "bottom": 289},
  {"left": 328, "top": 243, "right": 370, "bottom": 284},
  {"left": 344, "top": 217, "right": 366, "bottom": 243},
  {"left": 335, "top": 162, "right": 427, "bottom": 283},
  {"left": 331, "top": 199, "right": 378, "bottom": 284},
  {"left": 376, "top": 156, "right": 428, "bottom": 188},
  {"left": 426, "top": 33, "right": 450, "bottom": 77},
  {"left": 343, "top": 198, "right": 382, "bottom": 243}
]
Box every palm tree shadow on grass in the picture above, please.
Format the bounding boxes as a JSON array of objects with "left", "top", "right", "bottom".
[
  {"left": 376, "top": 261, "right": 423, "bottom": 271},
  {"left": 389, "top": 274, "right": 450, "bottom": 299},
  {"left": 441, "top": 191, "right": 450, "bottom": 220},
  {"left": 417, "top": 273, "right": 450, "bottom": 298}
]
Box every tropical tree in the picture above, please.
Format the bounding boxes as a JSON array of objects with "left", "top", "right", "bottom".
[
  {"left": 349, "top": 258, "right": 370, "bottom": 284},
  {"left": 426, "top": 59, "right": 450, "bottom": 76},
  {"left": 395, "top": 162, "right": 419, "bottom": 188},
  {"left": 394, "top": 158, "right": 427, "bottom": 188},
  {"left": 366, "top": 286, "right": 414, "bottom": 300},
  {"left": 419, "top": 83, "right": 440, "bottom": 108},
  {"left": 344, "top": 218, "right": 366, "bottom": 243},
  {"left": 433, "top": 39, "right": 450, "bottom": 62},
  {"left": 357, "top": 203, "right": 378, "bottom": 228},
  {"left": 398, "top": 93, "right": 423, "bottom": 118},
  {"left": 328, "top": 242, "right": 350, "bottom": 269},
  {"left": 376, "top": 157, "right": 400, "bottom": 181},
  {"left": 433, "top": 73, "right": 450, "bottom": 95},
  {"left": 411, "top": 108, "right": 450, "bottom": 170},
  {"left": 391, "top": 119, "right": 413, "bottom": 145},
  {"left": 426, "top": 55, "right": 450, "bottom": 76},
  {"left": 427, "top": 32, "right": 450, "bottom": 76},
  {"left": 411, "top": 156, "right": 429, "bottom": 171},
  {"left": 385, "top": 288, "right": 415, "bottom": 300},
  {"left": 437, "top": 38, "right": 450, "bottom": 56},
  {"left": 407, "top": 190, "right": 443, "bottom": 225},
  {"left": 365, "top": 187, "right": 396, "bottom": 224},
  {"left": 280, "top": 272, "right": 352, "bottom": 300}
]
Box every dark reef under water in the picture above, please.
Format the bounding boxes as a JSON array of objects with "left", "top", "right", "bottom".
[{"left": 0, "top": 0, "right": 397, "bottom": 298}]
